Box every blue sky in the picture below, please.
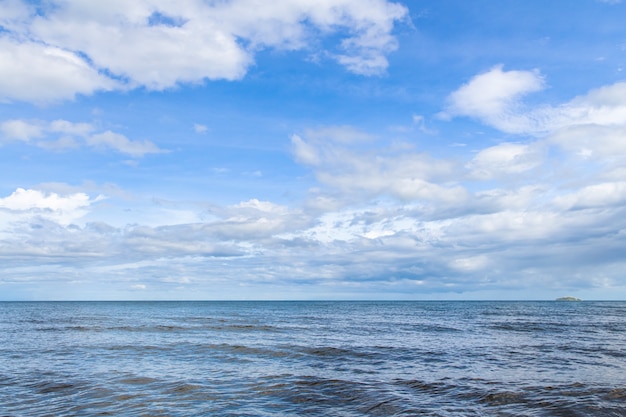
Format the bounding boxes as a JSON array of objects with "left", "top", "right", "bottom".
[{"left": 1, "top": 0, "right": 626, "bottom": 300}]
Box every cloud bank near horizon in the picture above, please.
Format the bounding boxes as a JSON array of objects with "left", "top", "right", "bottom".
[
  {"left": 1, "top": 1, "right": 625, "bottom": 300},
  {"left": 2, "top": 65, "right": 626, "bottom": 299}
]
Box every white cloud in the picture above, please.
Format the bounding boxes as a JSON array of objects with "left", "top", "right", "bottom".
[
  {"left": 3, "top": 67, "right": 626, "bottom": 299},
  {"left": 292, "top": 130, "right": 465, "bottom": 203},
  {"left": 38, "top": 136, "right": 81, "bottom": 151},
  {"left": 450, "top": 255, "right": 489, "bottom": 272},
  {"left": 49, "top": 120, "right": 94, "bottom": 136},
  {"left": 474, "top": 185, "right": 546, "bottom": 212},
  {"left": 444, "top": 65, "right": 545, "bottom": 133},
  {"left": 544, "top": 83, "right": 626, "bottom": 160},
  {"left": 235, "top": 199, "right": 289, "bottom": 214},
  {"left": 303, "top": 125, "right": 375, "bottom": 144},
  {"left": 0, "top": 188, "right": 90, "bottom": 211},
  {"left": 215, "top": 0, "right": 407, "bottom": 75},
  {"left": 0, "top": 38, "right": 117, "bottom": 103},
  {"left": 447, "top": 70, "right": 626, "bottom": 169},
  {"left": 193, "top": 123, "right": 208, "bottom": 133},
  {"left": 0, "top": 188, "right": 102, "bottom": 226},
  {"left": 0, "top": 0, "right": 407, "bottom": 102},
  {"left": 447, "top": 73, "right": 626, "bottom": 137},
  {"left": 0, "top": 118, "right": 164, "bottom": 157},
  {"left": 549, "top": 124, "right": 626, "bottom": 160},
  {"left": 1, "top": 174, "right": 625, "bottom": 298},
  {"left": 336, "top": 52, "right": 391, "bottom": 76},
  {"left": 291, "top": 134, "right": 321, "bottom": 166},
  {"left": 31, "top": 7, "right": 251, "bottom": 90},
  {"left": 87, "top": 131, "right": 164, "bottom": 157},
  {"left": 467, "top": 142, "right": 543, "bottom": 180},
  {"left": 0, "top": 119, "right": 44, "bottom": 142},
  {"left": 553, "top": 182, "right": 626, "bottom": 210}
]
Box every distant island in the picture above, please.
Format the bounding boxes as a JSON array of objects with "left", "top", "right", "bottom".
[{"left": 556, "top": 296, "right": 582, "bottom": 301}]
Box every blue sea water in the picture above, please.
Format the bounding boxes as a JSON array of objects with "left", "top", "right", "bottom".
[{"left": 1, "top": 301, "right": 625, "bottom": 416}]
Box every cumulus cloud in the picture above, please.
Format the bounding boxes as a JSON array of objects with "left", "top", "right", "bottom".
[
  {"left": 2, "top": 172, "right": 626, "bottom": 298},
  {"left": 444, "top": 65, "right": 545, "bottom": 133},
  {"left": 0, "top": 188, "right": 103, "bottom": 226},
  {"left": 5, "top": 65, "right": 626, "bottom": 298},
  {"left": 0, "top": 0, "right": 407, "bottom": 102},
  {"left": 0, "top": 188, "right": 91, "bottom": 212},
  {"left": 543, "top": 83, "right": 626, "bottom": 160},
  {"left": 0, "top": 191, "right": 305, "bottom": 271},
  {"left": 235, "top": 198, "right": 289, "bottom": 214},
  {"left": 426, "top": 69, "right": 626, "bottom": 295},
  {"left": 49, "top": 120, "right": 94, "bottom": 136},
  {"left": 445, "top": 69, "right": 626, "bottom": 186},
  {"left": 266, "top": 74, "right": 626, "bottom": 296},
  {"left": 447, "top": 69, "right": 626, "bottom": 138},
  {"left": 553, "top": 182, "right": 626, "bottom": 210},
  {"left": 467, "top": 142, "right": 543, "bottom": 180},
  {"left": 550, "top": 124, "right": 626, "bottom": 159},
  {"left": 292, "top": 128, "right": 465, "bottom": 203},
  {"left": 0, "top": 118, "right": 164, "bottom": 156},
  {"left": 0, "top": 38, "right": 117, "bottom": 103},
  {"left": 0, "top": 119, "right": 44, "bottom": 142}
]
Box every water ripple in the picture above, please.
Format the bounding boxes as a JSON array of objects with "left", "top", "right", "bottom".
[{"left": 1, "top": 301, "right": 625, "bottom": 416}]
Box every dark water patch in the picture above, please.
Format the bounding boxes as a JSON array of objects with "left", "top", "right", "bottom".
[
  {"left": 605, "top": 388, "right": 626, "bottom": 399},
  {"left": 26, "top": 380, "right": 84, "bottom": 395},
  {"left": 115, "top": 393, "right": 142, "bottom": 401},
  {"left": 165, "top": 382, "right": 203, "bottom": 394},
  {"left": 118, "top": 376, "right": 160, "bottom": 385},
  {"left": 66, "top": 325, "right": 97, "bottom": 332},
  {"left": 489, "top": 321, "right": 573, "bottom": 333},
  {"left": 601, "top": 348, "right": 626, "bottom": 359},
  {"left": 198, "top": 342, "right": 285, "bottom": 359},
  {"left": 154, "top": 324, "right": 185, "bottom": 332},
  {"left": 478, "top": 390, "right": 525, "bottom": 406},
  {"left": 226, "top": 324, "right": 278, "bottom": 332},
  {"left": 106, "top": 344, "right": 173, "bottom": 353},
  {"left": 298, "top": 345, "right": 376, "bottom": 359},
  {"left": 110, "top": 324, "right": 188, "bottom": 332},
  {"left": 364, "top": 345, "right": 447, "bottom": 363},
  {"left": 406, "top": 323, "right": 464, "bottom": 333},
  {"left": 246, "top": 375, "right": 405, "bottom": 416},
  {"left": 390, "top": 378, "right": 626, "bottom": 416},
  {"left": 600, "top": 323, "right": 626, "bottom": 332},
  {"left": 90, "top": 322, "right": 282, "bottom": 334},
  {"left": 394, "top": 378, "right": 460, "bottom": 398}
]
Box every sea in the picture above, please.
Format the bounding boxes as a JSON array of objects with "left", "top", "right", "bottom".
[{"left": 1, "top": 301, "right": 625, "bottom": 416}]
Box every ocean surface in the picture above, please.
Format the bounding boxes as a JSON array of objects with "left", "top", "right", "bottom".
[{"left": 1, "top": 301, "right": 625, "bottom": 416}]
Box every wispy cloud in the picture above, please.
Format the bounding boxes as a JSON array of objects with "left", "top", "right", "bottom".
[
  {"left": 292, "top": 129, "right": 464, "bottom": 203},
  {"left": 87, "top": 131, "right": 165, "bottom": 157},
  {"left": 193, "top": 123, "right": 208, "bottom": 134},
  {"left": 0, "top": 119, "right": 164, "bottom": 157}
]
